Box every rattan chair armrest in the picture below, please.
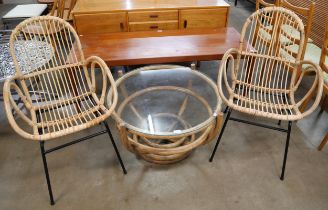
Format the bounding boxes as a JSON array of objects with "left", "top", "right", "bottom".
[
  {"left": 294, "top": 60, "right": 323, "bottom": 117},
  {"left": 217, "top": 48, "right": 241, "bottom": 106},
  {"left": 85, "top": 56, "right": 118, "bottom": 115},
  {"left": 3, "top": 78, "right": 38, "bottom": 140}
]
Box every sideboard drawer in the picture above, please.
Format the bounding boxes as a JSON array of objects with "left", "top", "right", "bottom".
[
  {"left": 180, "top": 8, "right": 229, "bottom": 29},
  {"left": 74, "top": 12, "right": 127, "bottom": 34},
  {"left": 128, "top": 10, "right": 178, "bottom": 22},
  {"left": 129, "top": 21, "right": 178, "bottom": 32}
]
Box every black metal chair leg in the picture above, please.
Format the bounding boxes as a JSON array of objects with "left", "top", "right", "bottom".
[
  {"left": 40, "top": 141, "right": 55, "bottom": 205},
  {"left": 223, "top": 106, "right": 229, "bottom": 114},
  {"left": 280, "top": 121, "right": 292, "bottom": 181},
  {"left": 103, "top": 121, "right": 127, "bottom": 175},
  {"left": 209, "top": 108, "right": 232, "bottom": 162}
]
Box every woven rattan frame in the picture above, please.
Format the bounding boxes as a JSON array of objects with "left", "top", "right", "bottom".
[
  {"left": 218, "top": 7, "right": 323, "bottom": 121},
  {"left": 4, "top": 16, "right": 118, "bottom": 141},
  {"left": 112, "top": 65, "right": 223, "bottom": 164}
]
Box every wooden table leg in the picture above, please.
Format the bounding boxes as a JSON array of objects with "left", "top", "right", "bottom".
[{"left": 318, "top": 132, "right": 328, "bottom": 151}]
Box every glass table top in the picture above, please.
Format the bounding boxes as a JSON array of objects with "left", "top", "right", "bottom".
[{"left": 110, "top": 65, "right": 221, "bottom": 136}]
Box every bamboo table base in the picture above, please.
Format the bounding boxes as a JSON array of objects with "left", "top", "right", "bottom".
[{"left": 117, "top": 103, "right": 222, "bottom": 164}]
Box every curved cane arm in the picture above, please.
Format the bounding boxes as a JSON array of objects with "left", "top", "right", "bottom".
[
  {"left": 217, "top": 48, "right": 241, "bottom": 106},
  {"left": 85, "top": 56, "right": 118, "bottom": 117},
  {"left": 3, "top": 77, "right": 38, "bottom": 140},
  {"left": 293, "top": 60, "right": 323, "bottom": 117}
]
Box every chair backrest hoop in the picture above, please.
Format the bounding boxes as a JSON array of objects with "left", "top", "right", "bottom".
[
  {"left": 9, "top": 15, "right": 84, "bottom": 76},
  {"left": 240, "top": 6, "right": 305, "bottom": 62}
]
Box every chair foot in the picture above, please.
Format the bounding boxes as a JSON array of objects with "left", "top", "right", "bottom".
[
  {"left": 103, "top": 121, "right": 127, "bottom": 174},
  {"left": 40, "top": 141, "right": 55, "bottom": 205},
  {"left": 209, "top": 108, "right": 232, "bottom": 162},
  {"left": 280, "top": 121, "right": 292, "bottom": 181}
]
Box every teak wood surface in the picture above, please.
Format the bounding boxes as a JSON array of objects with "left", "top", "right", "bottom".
[
  {"left": 68, "top": 28, "right": 242, "bottom": 66},
  {"left": 72, "top": 0, "right": 229, "bottom": 14}
]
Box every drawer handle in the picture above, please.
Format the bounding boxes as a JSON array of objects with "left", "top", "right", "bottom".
[
  {"left": 149, "top": 15, "right": 158, "bottom": 18},
  {"left": 120, "top": 22, "right": 124, "bottom": 31},
  {"left": 150, "top": 25, "right": 159, "bottom": 29},
  {"left": 184, "top": 20, "right": 188, "bottom": 28}
]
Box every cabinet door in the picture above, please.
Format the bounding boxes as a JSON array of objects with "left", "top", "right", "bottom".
[
  {"left": 74, "top": 12, "right": 127, "bottom": 35},
  {"left": 179, "top": 8, "right": 228, "bottom": 29}
]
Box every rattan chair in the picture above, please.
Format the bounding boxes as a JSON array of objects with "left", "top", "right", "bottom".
[
  {"left": 257, "top": 0, "right": 315, "bottom": 52},
  {"left": 4, "top": 16, "right": 126, "bottom": 205},
  {"left": 209, "top": 7, "right": 323, "bottom": 180},
  {"left": 49, "top": 0, "right": 76, "bottom": 22}
]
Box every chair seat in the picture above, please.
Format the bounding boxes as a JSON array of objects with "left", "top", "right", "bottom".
[
  {"left": 285, "top": 43, "right": 322, "bottom": 63},
  {"left": 259, "top": 24, "right": 313, "bottom": 45},
  {"left": 2, "top": 4, "right": 47, "bottom": 19},
  {"left": 229, "top": 83, "right": 300, "bottom": 121},
  {"left": 284, "top": 43, "right": 328, "bottom": 71},
  {"left": 35, "top": 94, "right": 110, "bottom": 140},
  {"left": 21, "top": 20, "right": 64, "bottom": 36}
]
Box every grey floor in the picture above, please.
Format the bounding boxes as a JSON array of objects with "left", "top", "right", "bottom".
[{"left": 0, "top": 1, "right": 327, "bottom": 210}]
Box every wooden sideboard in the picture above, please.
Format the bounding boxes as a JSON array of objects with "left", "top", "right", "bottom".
[{"left": 72, "top": 0, "right": 230, "bottom": 35}]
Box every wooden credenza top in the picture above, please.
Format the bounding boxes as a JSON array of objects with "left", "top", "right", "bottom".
[
  {"left": 72, "top": 0, "right": 230, "bottom": 14},
  {"left": 68, "top": 28, "right": 242, "bottom": 66}
]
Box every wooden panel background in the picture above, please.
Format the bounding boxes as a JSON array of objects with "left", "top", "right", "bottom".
[{"left": 286, "top": 0, "right": 328, "bottom": 46}]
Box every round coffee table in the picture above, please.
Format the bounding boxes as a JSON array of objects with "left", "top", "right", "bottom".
[{"left": 108, "top": 65, "right": 222, "bottom": 164}]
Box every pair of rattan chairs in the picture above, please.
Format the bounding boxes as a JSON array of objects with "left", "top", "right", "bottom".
[{"left": 3, "top": 7, "right": 323, "bottom": 206}]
